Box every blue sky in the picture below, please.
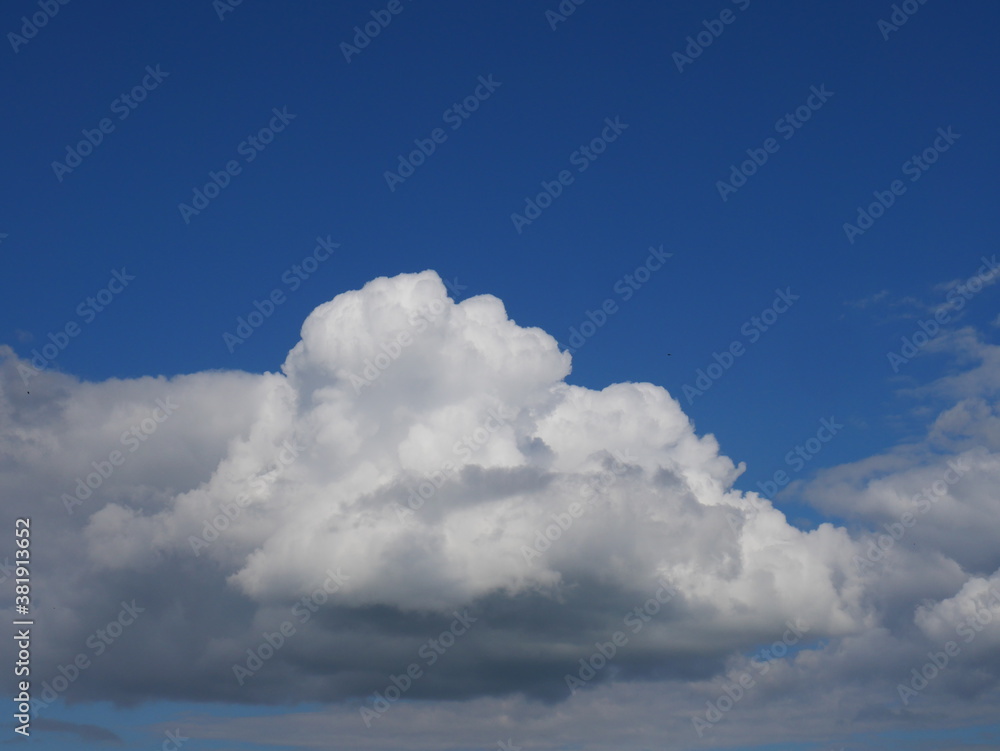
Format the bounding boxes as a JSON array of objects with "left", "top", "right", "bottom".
[
  {"left": 3, "top": 1, "right": 1000, "bottom": 749},
  {"left": 3, "top": 0, "right": 997, "bottom": 473}
]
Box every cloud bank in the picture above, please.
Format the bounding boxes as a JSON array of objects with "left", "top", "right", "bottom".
[{"left": 2, "top": 270, "right": 999, "bottom": 746}]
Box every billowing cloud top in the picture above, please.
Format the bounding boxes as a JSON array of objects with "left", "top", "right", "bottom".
[{"left": 2, "top": 271, "right": 999, "bottom": 738}]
